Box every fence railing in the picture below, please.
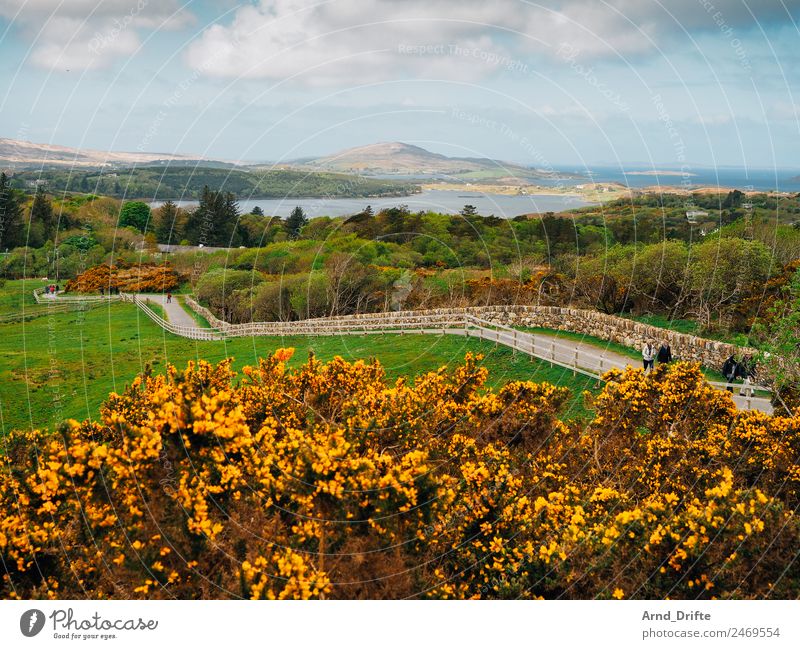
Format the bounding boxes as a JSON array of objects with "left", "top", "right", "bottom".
[
  {"left": 125, "top": 294, "right": 223, "bottom": 341},
  {"left": 33, "top": 287, "right": 122, "bottom": 305},
  {"left": 465, "top": 315, "right": 603, "bottom": 379}
]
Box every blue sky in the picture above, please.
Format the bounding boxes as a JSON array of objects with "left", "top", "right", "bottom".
[{"left": 1, "top": 0, "right": 799, "bottom": 168}]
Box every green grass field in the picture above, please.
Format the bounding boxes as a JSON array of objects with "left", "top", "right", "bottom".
[
  {"left": 0, "top": 278, "right": 50, "bottom": 310},
  {"left": 0, "top": 300, "right": 599, "bottom": 433}
]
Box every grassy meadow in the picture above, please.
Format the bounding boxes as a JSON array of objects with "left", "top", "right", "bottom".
[{"left": 0, "top": 280, "right": 600, "bottom": 433}]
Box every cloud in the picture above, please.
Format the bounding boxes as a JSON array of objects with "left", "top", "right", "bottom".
[
  {"left": 767, "top": 100, "right": 800, "bottom": 121},
  {"left": 0, "top": 0, "right": 194, "bottom": 70},
  {"left": 184, "top": 0, "right": 800, "bottom": 83}
]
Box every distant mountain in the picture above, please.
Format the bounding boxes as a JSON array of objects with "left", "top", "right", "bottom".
[
  {"left": 0, "top": 137, "right": 230, "bottom": 171},
  {"left": 299, "top": 141, "right": 568, "bottom": 181}
]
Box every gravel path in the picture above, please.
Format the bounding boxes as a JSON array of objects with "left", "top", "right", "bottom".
[{"left": 135, "top": 294, "right": 198, "bottom": 329}]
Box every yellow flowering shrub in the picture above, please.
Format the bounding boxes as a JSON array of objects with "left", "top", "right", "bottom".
[{"left": 1, "top": 354, "right": 799, "bottom": 599}]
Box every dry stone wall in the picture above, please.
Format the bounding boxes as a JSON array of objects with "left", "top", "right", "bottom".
[
  {"left": 186, "top": 297, "right": 754, "bottom": 372},
  {"left": 462, "top": 305, "right": 754, "bottom": 372}
]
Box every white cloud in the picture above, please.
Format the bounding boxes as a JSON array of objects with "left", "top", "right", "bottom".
[
  {"left": 767, "top": 100, "right": 800, "bottom": 121},
  {"left": 184, "top": 0, "right": 800, "bottom": 83},
  {"left": 0, "top": 0, "right": 194, "bottom": 70}
]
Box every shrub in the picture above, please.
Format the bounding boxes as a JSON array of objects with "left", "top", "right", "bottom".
[
  {"left": 2, "top": 356, "right": 799, "bottom": 599},
  {"left": 64, "top": 262, "right": 183, "bottom": 293}
]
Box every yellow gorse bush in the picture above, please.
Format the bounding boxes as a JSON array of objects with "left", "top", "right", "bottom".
[{"left": 1, "top": 353, "right": 799, "bottom": 599}]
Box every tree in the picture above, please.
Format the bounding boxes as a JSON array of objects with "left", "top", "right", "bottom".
[
  {"left": 119, "top": 201, "right": 151, "bottom": 233},
  {"left": 285, "top": 206, "right": 308, "bottom": 240},
  {"left": 324, "top": 253, "right": 379, "bottom": 315},
  {"left": 756, "top": 267, "right": 800, "bottom": 412},
  {"left": 378, "top": 205, "right": 410, "bottom": 237},
  {"left": 154, "top": 200, "right": 179, "bottom": 243},
  {"left": 688, "top": 238, "right": 772, "bottom": 329},
  {"left": 0, "top": 172, "right": 23, "bottom": 250},
  {"left": 251, "top": 206, "right": 264, "bottom": 216},
  {"left": 183, "top": 186, "right": 240, "bottom": 247},
  {"left": 460, "top": 204, "right": 479, "bottom": 217},
  {"left": 30, "top": 187, "right": 55, "bottom": 241},
  {"left": 722, "top": 189, "right": 744, "bottom": 209}
]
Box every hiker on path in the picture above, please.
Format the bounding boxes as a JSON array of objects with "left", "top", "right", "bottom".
[
  {"left": 722, "top": 354, "right": 738, "bottom": 393},
  {"left": 657, "top": 340, "right": 672, "bottom": 365},
  {"left": 167, "top": 292, "right": 172, "bottom": 304},
  {"left": 738, "top": 354, "right": 757, "bottom": 398},
  {"left": 642, "top": 341, "right": 656, "bottom": 373}
]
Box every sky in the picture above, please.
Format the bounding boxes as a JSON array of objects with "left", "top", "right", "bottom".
[{"left": 1, "top": 0, "right": 799, "bottom": 169}]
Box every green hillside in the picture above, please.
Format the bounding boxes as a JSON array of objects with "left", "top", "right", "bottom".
[{"left": 9, "top": 166, "right": 420, "bottom": 200}]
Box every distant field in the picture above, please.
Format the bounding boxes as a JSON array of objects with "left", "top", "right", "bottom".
[{"left": 0, "top": 299, "right": 599, "bottom": 433}]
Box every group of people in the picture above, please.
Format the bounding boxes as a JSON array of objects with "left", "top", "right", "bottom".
[
  {"left": 641, "top": 340, "right": 672, "bottom": 373},
  {"left": 642, "top": 339, "right": 757, "bottom": 398},
  {"left": 42, "top": 284, "right": 60, "bottom": 297},
  {"left": 722, "top": 353, "right": 757, "bottom": 397}
]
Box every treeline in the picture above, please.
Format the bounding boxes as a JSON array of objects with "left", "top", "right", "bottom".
[
  {"left": 0, "top": 172, "right": 57, "bottom": 249},
  {"left": 185, "top": 228, "right": 797, "bottom": 339},
  {"left": 4, "top": 182, "right": 800, "bottom": 342},
  {"left": 7, "top": 166, "right": 419, "bottom": 200}
]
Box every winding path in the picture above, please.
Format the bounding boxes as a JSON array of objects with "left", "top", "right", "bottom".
[
  {"left": 136, "top": 294, "right": 197, "bottom": 328},
  {"left": 33, "top": 288, "right": 779, "bottom": 414}
]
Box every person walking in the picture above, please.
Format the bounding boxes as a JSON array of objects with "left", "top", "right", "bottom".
[
  {"left": 642, "top": 340, "right": 656, "bottom": 373},
  {"left": 738, "top": 354, "right": 756, "bottom": 398},
  {"left": 722, "top": 354, "right": 738, "bottom": 393},
  {"left": 167, "top": 292, "right": 172, "bottom": 304},
  {"left": 657, "top": 340, "right": 672, "bottom": 365}
]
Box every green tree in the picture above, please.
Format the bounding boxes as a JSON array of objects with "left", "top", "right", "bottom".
[
  {"left": 154, "top": 200, "right": 179, "bottom": 243},
  {"left": 183, "top": 186, "right": 240, "bottom": 247},
  {"left": 119, "top": 201, "right": 151, "bottom": 233},
  {"left": 688, "top": 237, "right": 772, "bottom": 329},
  {"left": 285, "top": 206, "right": 308, "bottom": 240},
  {"left": 251, "top": 206, "right": 264, "bottom": 216},
  {"left": 30, "top": 187, "right": 55, "bottom": 240},
  {"left": 460, "top": 204, "right": 479, "bottom": 217},
  {"left": 722, "top": 189, "right": 744, "bottom": 209},
  {"left": 0, "top": 173, "right": 23, "bottom": 250},
  {"left": 756, "top": 267, "right": 800, "bottom": 412}
]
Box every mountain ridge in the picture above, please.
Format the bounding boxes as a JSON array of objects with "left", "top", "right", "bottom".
[
  {"left": 298, "top": 141, "right": 545, "bottom": 178},
  {"left": 0, "top": 137, "right": 229, "bottom": 171}
]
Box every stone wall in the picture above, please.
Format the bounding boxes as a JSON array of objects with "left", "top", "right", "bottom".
[
  {"left": 186, "top": 297, "right": 754, "bottom": 372},
  {"left": 463, "top": 305, "right": 754, "bottom": 372}
]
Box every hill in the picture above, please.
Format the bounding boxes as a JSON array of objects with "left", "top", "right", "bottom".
[
  {"left": 6, "top": 165, "right": 420, "bottom": 200},
  {"left": 298, "top": 141, "right": 574, "bottom": 183},
  {"left": 0, "top": 137, "right": 226, "bottom": 170}
]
